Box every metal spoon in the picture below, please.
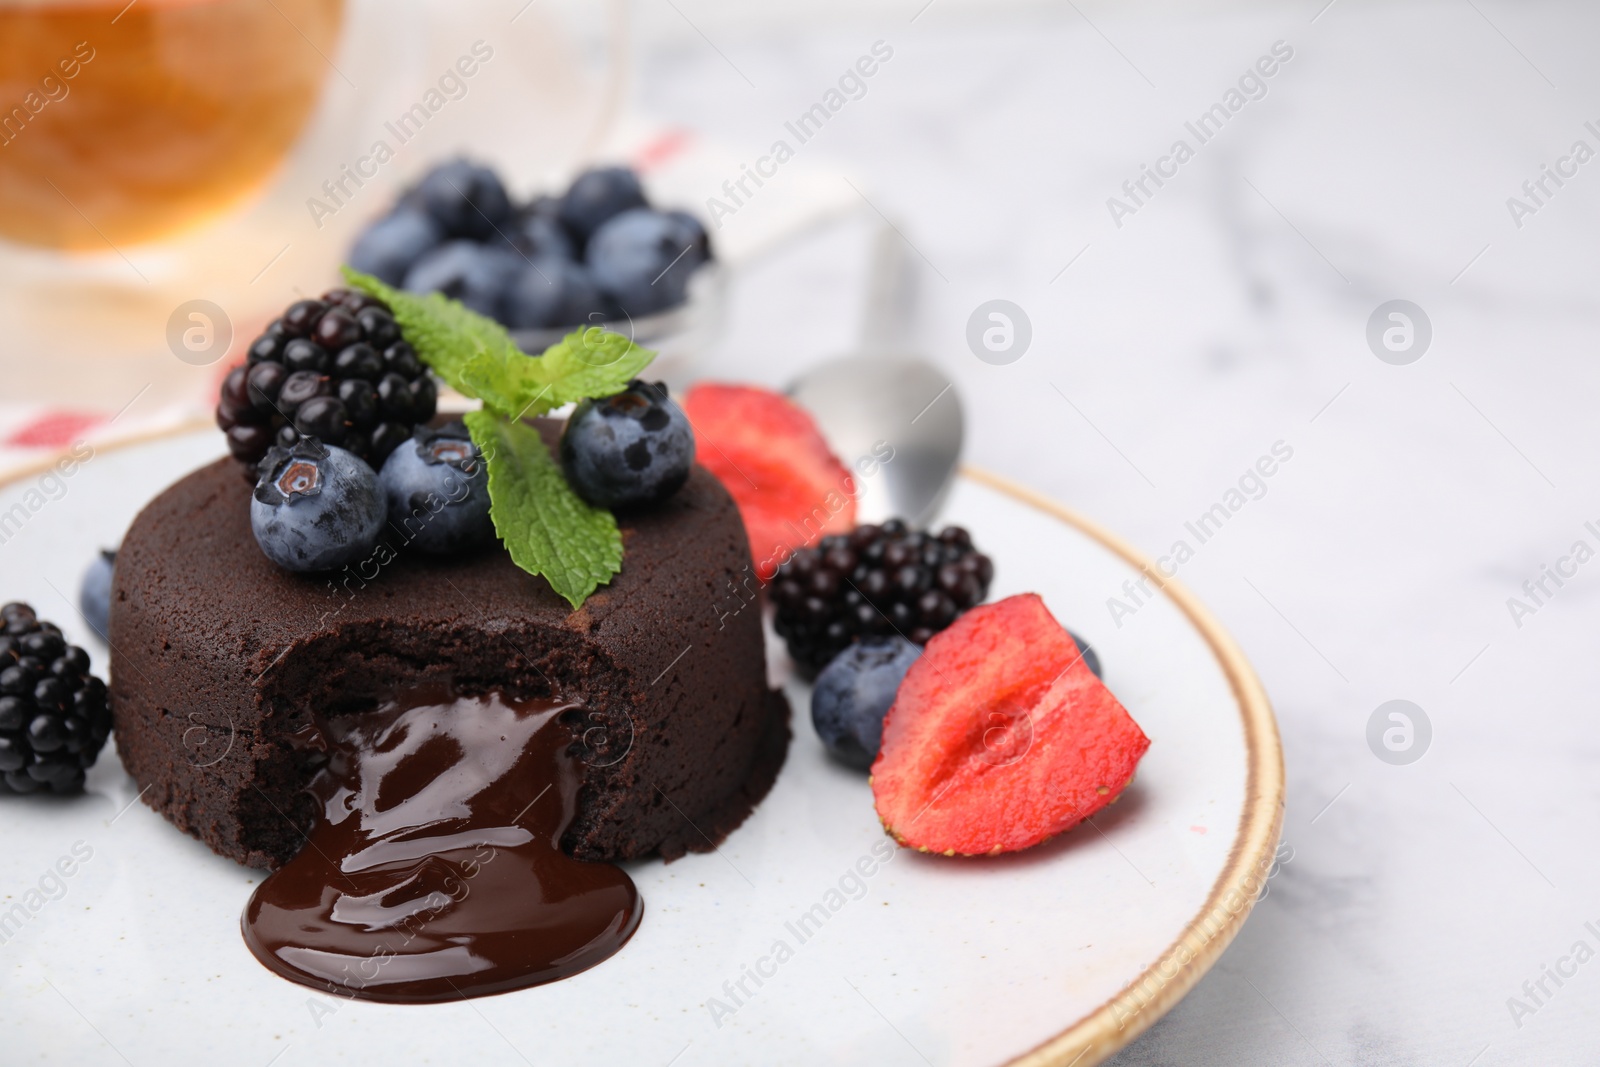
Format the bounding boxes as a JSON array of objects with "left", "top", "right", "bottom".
[{"left": 787, "top": 220, "right": 963, "bottom": 528}]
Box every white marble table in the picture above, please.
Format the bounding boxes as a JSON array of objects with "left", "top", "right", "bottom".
[{"left": 634, "top": 1, "right": 1600, "bottom": 1062}]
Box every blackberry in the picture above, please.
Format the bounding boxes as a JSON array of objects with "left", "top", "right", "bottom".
[
  {"left": 217, "top": 288, "right": 439, "bottom": 480},
  {"left": 0, "top": 602, "right": 111, "bottom": 794},
  {"left": 771, "top": 520, "right": 993, "bottom": 675}
]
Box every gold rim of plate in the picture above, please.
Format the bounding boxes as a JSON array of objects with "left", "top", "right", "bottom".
[{"left": 961, "top": 465, "right": 1284, "bottom": 1067}]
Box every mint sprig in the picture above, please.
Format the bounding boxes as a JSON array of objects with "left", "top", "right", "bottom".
[
  {"left": 343, "top": 267, "right": 656, "bottom": 609},
  {"left": 463, "top": 411, "right": 623, "bottom": 608}
]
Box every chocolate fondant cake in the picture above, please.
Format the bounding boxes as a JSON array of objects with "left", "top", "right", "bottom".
[{"left": 108, "top": 429, "right": 788, "bottom": 871}]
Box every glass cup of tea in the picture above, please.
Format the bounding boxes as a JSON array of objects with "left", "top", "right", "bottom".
[
  {"left": 0, "top": 0, "right": 346, "bottom": 250},
  {"left": 0, "top": 0, "right": 629, "bottom": 413}
]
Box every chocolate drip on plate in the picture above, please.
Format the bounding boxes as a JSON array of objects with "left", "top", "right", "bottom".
[{"left": 243, "top": 685, "right": 641, "bottom": 1003}]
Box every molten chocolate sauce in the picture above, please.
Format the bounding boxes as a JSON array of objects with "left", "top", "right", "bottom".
[{"left": 242, "top": 687, "right": 641, "bottom": 1003}]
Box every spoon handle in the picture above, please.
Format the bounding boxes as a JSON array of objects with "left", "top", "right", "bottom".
[{"left": 857, "top": 218, "right": 920, "bottom": 356}]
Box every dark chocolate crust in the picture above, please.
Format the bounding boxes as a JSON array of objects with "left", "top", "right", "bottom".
[{"left": 109, "top": 433, "right": 788, "bottom": 870}]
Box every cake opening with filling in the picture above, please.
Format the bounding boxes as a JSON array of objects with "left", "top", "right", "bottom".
[{"left": 243, "top": 684, "right": 641, "bottom": 1003}]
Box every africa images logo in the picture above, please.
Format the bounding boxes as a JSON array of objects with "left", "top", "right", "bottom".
[{"left": 182, "top": 713, "right": 237, "bottom": 768}]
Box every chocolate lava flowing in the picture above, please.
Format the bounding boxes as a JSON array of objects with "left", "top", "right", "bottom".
[{"left": 242, "top": 686, "right": 641, "bottom": 1003}]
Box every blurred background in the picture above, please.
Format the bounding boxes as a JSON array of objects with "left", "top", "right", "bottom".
[{"left": 4, "top": 0, "right": 1598, "bottom": 1062}]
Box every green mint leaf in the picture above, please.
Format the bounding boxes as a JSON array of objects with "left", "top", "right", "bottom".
[
  {"left": 459, "top": 326, "right": 657, "bottom": 418},
  {"left": 343, "top": 267, "right": 524, "bottom": 403},
  {"left": 533, "top": 328, "right": 660, "bottom": 408},
  {"left": 463, "top": 409, "right": 622, "bottom": 610},
  {"left": 458, "top": 350, "right": 535, "bottom": 417}
]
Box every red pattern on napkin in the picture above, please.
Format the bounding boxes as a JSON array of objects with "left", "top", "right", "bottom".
[{"left": 4, "top": 411, "right": 108, "bottom": 449}]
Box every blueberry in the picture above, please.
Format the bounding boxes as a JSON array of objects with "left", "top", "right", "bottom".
[
  {"left": 558, "top": 166, "right": 647, "bottom": 243},
  {"left": 348, "top": 210, "right": 443, "bottom": 285},
  {"left": 811, "top": 637, "right": 920, "bottom": 770},
  {"left": 502, "top": 259, "right": 607, "bottom": 329},
  {"left": 78, "top": 549, "right": 115, "bottom": 641},
  {"left": 559, "top": 381, "right": 694, "bottom": 509},
  {"left": 379, "top": 424, "right": 494, "bottom": 555},
  {"left": 1067, "top": 629, "right": 1102, "bottom": 680},
  {"left": 417, "top": 159, "right": 514, "bottom": 240},
  {"left": 251, "top": 439, "right": 386, "bottom": 573},
  {"left": 525, "top": 193, "right": 564, "bottom": 223},
  {"left": 403, "top": 240, "right": 521, "bottom": 318},
  {"left": 505, "top": 209, "right": 575, "bottom": 262},
  {"left": 586, "top": 208, "right": 708, "bottom": 317},
  {"left": 663, "top": 209, "right": 711, "bottom": 262}
]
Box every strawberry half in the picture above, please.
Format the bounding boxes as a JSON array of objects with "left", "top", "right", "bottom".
[
  {"left": 871, "top": 593, "right": 1150, "bottom": 856},
  {"left": 681, "top": 383, "right": 857, "bottom": 579}
]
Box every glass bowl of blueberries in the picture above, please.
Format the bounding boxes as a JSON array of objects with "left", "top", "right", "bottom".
[{"left": 347, "top": 159, "right": 722, "bottom": 384}]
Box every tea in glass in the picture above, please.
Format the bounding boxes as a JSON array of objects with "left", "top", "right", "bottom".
[{"left": 0, "top": 0, "right": 344, "bottom": 250}]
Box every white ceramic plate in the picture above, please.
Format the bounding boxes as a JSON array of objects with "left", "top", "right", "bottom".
[{"left": 0, "top": 430, "right": 1281, "bottom": 1067}]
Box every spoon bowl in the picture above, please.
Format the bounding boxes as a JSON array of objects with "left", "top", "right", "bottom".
[
  {"left": 788, "top": 354, "right": 963, "bottom": 528},
  {"left": 787, "top": 215, "right": 963, "bottom": 529}
]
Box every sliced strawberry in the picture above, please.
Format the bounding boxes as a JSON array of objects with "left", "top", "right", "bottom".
[
  {"left": 871, "top": 593, "right": 1150, "bottom": 856},
  {"left": 681, "top": 383, "right": 857, "bottom": 579}
]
